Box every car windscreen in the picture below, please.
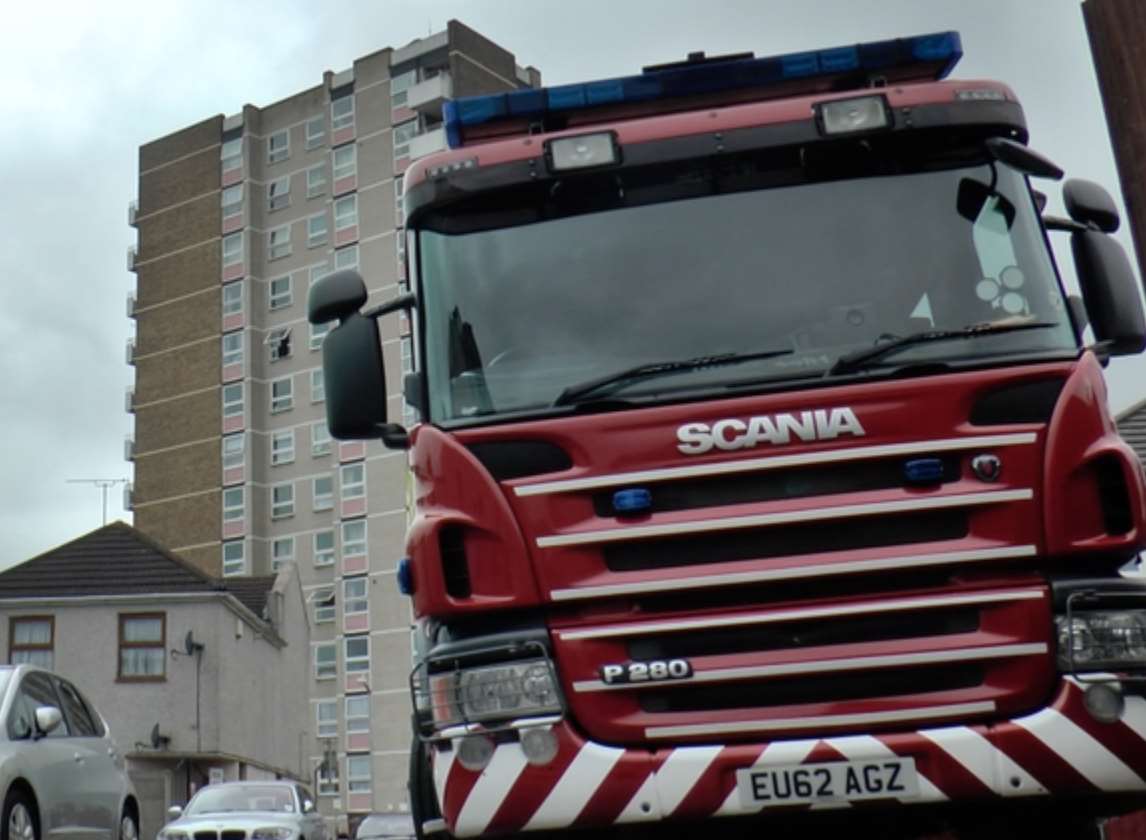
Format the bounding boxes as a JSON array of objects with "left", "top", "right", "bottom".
[{"left": 186, "top": 785, "right": 295, "bottom": 814}]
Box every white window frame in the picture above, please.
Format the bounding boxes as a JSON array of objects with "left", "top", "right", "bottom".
[
  {"left": 271, "top": 536, "right": 294, "bottom": 570},
  {"left": 316, "top": 699, "right": 338, "bottom": 737},
  {"left": 333, "top": 195, "right": 357, "bottom": 231},
  {"left": 401, "top": 335, "right": 414, "bottom": 374},
  {"left": 221, "top": 137, "right": 243, "bottom": 170},
  {"left": 268, "top": 327, "right": 292, "bottom": 362},
  {"left": 314, "top": 642, "right": 337, "bottom": 679},
  {"left": 270, "top": 429, "right": 295, "bottom": 466},
  {"left": 333, "top": 145, "right": 356, "bottom": 181},
  {"left": 390, "top": 68, "right": 417, "bottom": 108},
  {"left": 267, "top": 225, "right": 292, "bottom": 260},
  {"left": 222, "top": 434, "right": 244, "bottom": 470},
  {"left": 311, "top": 422, "right": 332, "bottom": 457},
  {"left": 309, "top": 321, "right": 332, "bottom": 351},
  {"left": 307, "top": 213, "right": 328, "bottom": 248},
  {"left": 393, "top": 119, "right": 418, "bottom": 157},
  {"left": 268, "top": 275, "right": 292, "bottom": 310},
  {"left": 306, "top": 164, "right": 327, "bottom": 199},
  {"left": 343, "top": 577, "right": 368, "bottom": 615},
  {"left": 222, "top": 487, "right": 244, "bottom": 522},
  {"left": 222, "top": 281, "right": 244, "bottom": 318},
  {"left": 221, "top": 184, "right": 243, "bottom": 219},
  {"left": 313, "top": 587, "right": 336, "bottom": 623},
  {"left": 312, "top": 475, "right": 334, "bottom": 512},
  {"left": 222, "top": 332, "right": 244, "bottom": 367},
  {"left": 331, "top": 95, "right": 355, "bottom": 131},
  {"left": 222, "top": 541, "right": 246, "bottom": 576},
  {"left": 222, "top": 232, "right": 244, "bottom": 267},
  {"left": 334, "top": 244, "right": 358, "bottom": 270},
  {"left": 268, "top": 176, "right": 291, "bottom": 211},
  {"left": 345, "top": 694, "right": 370, "bottom": 733},
  {"left": 341, "top": 519, "right": 366, "bottom": 557},
  {"left": 347, "top": 754, "right": 371, "bottom": 793},
  {"left": 306, "top": 116, "right": 326, "bottom": 150},
  {"left": 309, "top": 262, "right": 330, "bottom": 287},
  {"left": 344, "top": 635, "right": 369, "bottom": 673},
  {"left": 340, "top": 462, "right": 365, "bottom": 502},
  {"left": 270, "top": 376, "right": 293, "bottom": 413},
  {"left": 310, "top": 368, "right": 325, "bottom": 403},
  {"left": 268, "top": 129, "right": 290, "bottom": 164},
  {"left": 313, "top": 530, "right": 335, "bottom": 566},
  {"left": 222, "top": 382, "right": 244, "bottom": 420},
  {"left": 271, "top": 482, "right": 295, "bottom": 519}
]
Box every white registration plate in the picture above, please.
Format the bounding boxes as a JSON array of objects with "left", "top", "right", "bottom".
[{"left": 736, "top": 758, "right": 919, "bottom": 808}]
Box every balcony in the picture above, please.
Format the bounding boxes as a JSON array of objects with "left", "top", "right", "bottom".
[
  {"left": 126, "top": 292, "right": 136, "bottom": 318},
  {"left": 123, "top": 482, "right": 134, "bottom": 511},
  {"left": 407, "top": 73, "right": 452, "bottom": 115},
  {"left": 124, "top": 436, "right": 135, "bottom": 461},
  {"left": 127, "top": 246, "right": 137, "bottom": 272},
  {"left": 125, "top": 387, "right": 135, "bottom": 412},
  {"left": 407, "top": 126, "right": 446, "bottom": 161},
  {"left": 128, "top": 200, "right": 138, "bottom": 227},
  {"left": 126, "top": 338, "right": 136, "bottom": 365}
]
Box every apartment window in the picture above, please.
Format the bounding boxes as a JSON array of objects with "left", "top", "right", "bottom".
[
  {"left": 223, "top": 487, "right": 244, "bottom": 524},
  {"left": 306, "top": 116, "right": 326, "bottom": 150},
  {"left": 222, "top": 541, "right": 246, "bottom": 576},
  {"left": 340, "top": 463, "right": 365, "bottom": 502},
  {"left": 268, "top": 225, "right": 291, "bottom": 260},
  {"left": 395, "top": 175, "right": 405, "bottom": 226},
  {"left": 331, "top": 94, "right": 354, "bottom": 131},
  {"left": 314, "top": 642, "right": 337, "bottom": 679},
  {"left": 222, "top": 434, "right": 244, "bottom": 470},
  {"left": 272, "top": 537, "right": 294, "bottom": 571},
  {"left": 334, "top": 245, "right": 358, "bottom": 270},
  {"left": 306, "top": 164, "right": 327, "bottom": 199},
  {"left": 268, "top": 328, "right": 292, "bottom": 363},
  {"left": 309, "top": 321, "right": 331, "bottom": 351},
  {"left": 313, "top": 587, "right": 335, "bottom": 623},
  {"left": 268, "top": 176, "right": 291, "bottom": 212},
  {"left": 333, "top": 195, "right": 357, "bottom": 231},
  {"left": 271, "top": 482, "right": 295, "bottom": 519},
  {"left": 307, "top": 214, "right": 328, "bottom": 248},
  {"left": 314, "top": 530, "right": 335, "bottom": 566},
  {"left": 118, "top": 613, "right": 166, "bottom": 681},
  {"left": 268, "top": 130, "right": 289, "bottom": 164},
  {"left": 221, "top": 184, "right": 243, "bottom": 219},
  {"left": 310, "top": 369, "right": 325, "bottom": 403},
  {"left": 309, "top": 261, "right": 331, "bottom": 287},
  {"left": 270, "top": 377, "right": 293, "bottom": 413},
  {"left": 344, "top": 635, "right": 369, "bottom": 673},
  {"left": 347, "top": 755, "right": 371, "bottom": 794},
  {"left": 221, "top": 137, "right": 242, "bottom": 169},
  {"left": 222, "top": 332, "right": 244, "bottom": 367},
  {"left": 341, "top": 519, "right": 366, "bottom": 557},
  {"left": 345, "top": 694, "right": 370, "bottom": 733},
  {"left": 393, "top": 119, "right": 418, "bottom": 157},
  {"left": 222, "top": 383, "right": 244, "bottom": 420},
  {"left": 268, "top": 275, "right": 292, "bottom": 310},
  {"left": 311, "top": 422, "right": 332, "bottom": 457},
  {"left": 401, "top": 335, "right": 414, "bottom": 374},
  {"left": 390, "top": 68, "right": 417, "bottom": 108},
  {"left": 333, "top": 145, "right": 356, "bottom": 181},
  {"left": 8, "top": 617, "right": 53, "bottom": 669},
  {"left": 318, "top": 765, "right": 339, "bottom": 797},
  {"left": 271, "top": 429, "right": 295, "bottom": 465},
  {"left": 222, "top": 281, "right": 244, "bottom": 317},
  {"left": 344, "top": 577, "right": 368, "bottom": 615},
  {"left": 312, "top": 476, "right": 333, "bottom": 512},
  {"left": 222, "top": 232, "right": 243, "bottom": 267},
  {"left": 316, "top": 699, "right": 338, "bottom": 738}
]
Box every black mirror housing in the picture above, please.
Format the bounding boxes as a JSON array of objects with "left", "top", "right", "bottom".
[
  {"left": 322, "top": 312, "right": 390, "bottom": 438},
  {"left": 1072, "top": 229, "right": 1146, "bottom": 355},
  {"left": 1064, "top": 179, "right": 1120, "bottom": 233},
  {"left": 308, "top": 269, "right": 368, "bottom": 325}
]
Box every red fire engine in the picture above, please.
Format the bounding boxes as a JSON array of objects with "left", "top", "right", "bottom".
[{"left": 310, "top": 31, "right": 1146, "bottom": 839}]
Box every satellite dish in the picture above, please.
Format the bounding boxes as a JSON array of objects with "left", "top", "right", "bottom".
[
  {"left": 150, "top": 722, "right": 170, "bottom": 750},
  {"left": 184, "top": 631, "right": 204, "bottom": 656}
]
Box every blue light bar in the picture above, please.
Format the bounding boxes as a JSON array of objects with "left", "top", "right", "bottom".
[
  {"left": 444, "top": 32, "right": 962, "bottom": 148},
  {"left": 612, "top": 487, "right": 653, "bottom": 515}
]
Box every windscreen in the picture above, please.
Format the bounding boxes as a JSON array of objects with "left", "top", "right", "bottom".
[
  {"left": 186, "top": 785, "right": 295, "bottom": 814},
  {"left": 418, "top": 154, "right": 1077, "bottom": 425}
]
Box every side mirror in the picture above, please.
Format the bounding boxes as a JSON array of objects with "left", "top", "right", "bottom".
[
  {"left": 1072, "top": 229, "right": 1146, "bottom": 355},
  {"left": 308, "top": 269, "right": 368, "bottom": 324},
  {"left": 303, "top": 800, "right": 315, "bottom": 814},
  {"left": 34, "top": 706, "right": 62, "bottom": 737},
  {"left": 167, "top": 805, "right": 184, "bottom": 820},
  {"left": 1065, "top": 179, "right": 1120, "bottom": 233}
]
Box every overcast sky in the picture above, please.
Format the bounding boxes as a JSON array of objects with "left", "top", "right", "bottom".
[{"left": 2, "top": 0, "right": 1143, "bottom": 567}]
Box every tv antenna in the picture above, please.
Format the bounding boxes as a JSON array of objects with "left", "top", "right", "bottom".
[{"left": 66, "top": 478, "right": 129, "bottom": 525}]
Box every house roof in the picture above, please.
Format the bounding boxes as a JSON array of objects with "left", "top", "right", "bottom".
[
  {"left": 0, "top": 521, "right": 275, "bottom": 618},
  {"left": 1118, "top": 396, "right": 1146, "bottom": 464}
]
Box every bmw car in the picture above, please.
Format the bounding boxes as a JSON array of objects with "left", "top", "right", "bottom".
[{"left": 160, "top": 781, "right": 325, "bottom": 840}]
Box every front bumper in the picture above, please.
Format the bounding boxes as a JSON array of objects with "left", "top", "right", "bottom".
[{"left": 432, "top": 677, "right": 1146, "bottom": 837}]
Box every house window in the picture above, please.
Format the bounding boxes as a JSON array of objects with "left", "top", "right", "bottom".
[
  {"left": 344, "top": 577, "right": 368, "bottom": 615},
  {"left": 222, "top": 233, "right": 244, "bottom": 267},
  {"left": 401, "top": 336, "right": 414, "bottom": 374},
  {"left": 310, "top": 369, "right": 325, "bottom": 403},
  {"left": 270, "top": 377, "right": 293, "bottom": 413},
  {"left": 118, "top": 613, "right": 166, "bottom": 681},
  {"left": 341, "top": 520, "right": 366, "bottom": 557},
  {"left": 334, "top": 195, "right": 357, "bottom": 231},
  {"left": 334, "top": 245, "right": 358, "bottom": 270},
  {"left": 268, "top": 129, "right": 290, "bottom": 164},
  {"left": 344, "top": 635, "right": 369, "bottom": 673},
  {"left": 221, "top": 184, "right": 243, "bottom": 220},
  {"left": 309, "top": 261, "right": 331, "bottom": 287},
  {"left": 316, "top": 699, "right": 338, "bottom": 737},
  {"left": 222, "top": 383, "right": 244, "bottom": 421},
  {"left": 272, "top": 537, "right": 294, "bottom": 571},
  {"left": 314, "top": 530, "right": 335, "bottom": 566},
  {"left": 268, "top": 225, "right": 291, "bottom": 260},
  {"left": 340, "top": 462, "right": 365, "bottom": 502},
  {"left": 306, "top": 164, "right": 327, "bottom": 198},
  {"left": 306, "top": 116, "right": 326, "bottom": 150},
  {"left": 393, "top": 119, "right": 418, "bottom": 157},
  {"left": 222, "top": 541, "right": 246, "bottom": 576},
  {"left": 8, "top": 617, "right": 53, "bottom": 669},
  {"left": 221, "top": 137, "right": 242, "bottom": 170},
  {"left": 268, "top": 178, "right": 291, "bottom": 213},
  {"left": 271, "top": 429, "right": 295, "bottom": 465},
  {"left": 269, "top": 275, "right": 292, "bottom": 310},
  {"left": 311, "top": 422, "right": 332, "bottom": 457},
  {"left": 222, "top": 434, "right": 244, "bottom": 470},
  {"left": 313, "top": 476, "right": 334, "bottom": 511},
  {"left": 390, "top": 68, "right": 417, "bottom": 108},
  {"left": 271, "top": 482, "right": 295, "bottom": 519},
  {"left": 345, "top": 695, "right": 370, "bottom": 733},
  {"left": 313, "top": 587, "right": 335, "bottom": 623},
  {"left": 314, "top": 642, "right": 337, "bottom": 679},
  {"left": 317, "top": 763, "right": 339, "bottom": 796},
  {"left": 222, "top": 281, "right": 244, "bottom": 317},
  {"left": 347, "top": 754, "right": 371, "bottom": 794},
  {"left": 267, "top": 327, "right": 292, "bottom": 362},
  {"left": 331, "top": 95, "right": 355, "bottom": 131},
  {"left": 307, "top": 214, "right": 328, "bottom": 248},
  {"left": 333, "top": 145, "right": 356, "bottom": 181},
  {"left": 222, "top": 332, "right": 244, "bottom": 367},
  {"left": 222, "top": 486, "right": 244, "bottom": 522},
  {"left": 309, "top": 321, "right": 331, "bottom": 351}
]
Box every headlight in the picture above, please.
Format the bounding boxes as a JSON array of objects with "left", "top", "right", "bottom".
[
  {"left": 1055, "top": 610, "right": 1146, "bottom": 671},
  {"left": 430, "top": 658, "right": 561, "bottom": 724},
  {"left": 158, "top": 832, "right": 188, "bottom": 840},
  {"left": 251, "top": 828, "right": 295, "bottom": 840}
]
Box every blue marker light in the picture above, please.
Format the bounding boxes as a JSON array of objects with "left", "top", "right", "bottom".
[
  {"left": 904, "top": 458, "right": 945, "bottom": 485},
  {"left": 613, "top": 488, "right": 653, "bottom": 515},
  {"left": 396, "top": 557, "right": 415, "bottom": 596}
]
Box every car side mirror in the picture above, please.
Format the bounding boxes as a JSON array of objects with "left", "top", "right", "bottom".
[
  {"left": 1064, "top": 179, "right": 1120, "bottom": 233},
  {"left": 1072, "top": 228, "right": 1146, "bottom": 355},
  {"left": 303, "top": 799, "right": 315, "bottom": 814},
  {"left": 167, "top": 805, "right": 184, "bottom": 820},
  {"left": 34, "top": 706, "right": 62, "bottom": 737}
]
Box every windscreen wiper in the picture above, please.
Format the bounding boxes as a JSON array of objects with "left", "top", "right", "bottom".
[
  {"left": 826, "top": 321, "right": 1061, "bottom": 376},
  {"left": 554, "top": 348, "right": 793, "bottom": 406}
]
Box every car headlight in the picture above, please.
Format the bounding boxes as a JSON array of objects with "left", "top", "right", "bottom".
[
  {"left": 157, "top": 832, "right": 188, "bottom": 840},
  {"left": 1055, "top": 610, "right": 1146, "bottom": 671},
  {"left": 251, "top": 828, "right": 295, "bottom": 840},
  {"left": 429, "top": 658, "right": 561, "bottom": 724}
]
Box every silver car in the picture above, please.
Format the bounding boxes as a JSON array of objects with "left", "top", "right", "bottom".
[
  {"left": 160, "top": 782, "right": 324, "bottom": 840},
  {"left": 0, "top": 664, "right": 139, "bottom": 840}
]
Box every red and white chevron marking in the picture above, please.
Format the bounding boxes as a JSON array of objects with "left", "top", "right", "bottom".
[{"left": 432, "top": 679, "right": 1146, "bottom": 837}]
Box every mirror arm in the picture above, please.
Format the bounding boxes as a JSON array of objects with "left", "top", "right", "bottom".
[
  {"left": 378, "top": 423, "right": 410, "bottom": 450},
  {"left": 1043, "top": 215, "right": 1090, "bottom": 233},
  {"left": 362, "top": 293, "right": 417, "bottom": 321}
]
